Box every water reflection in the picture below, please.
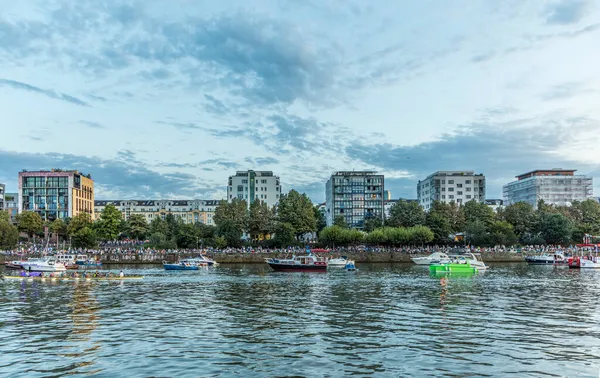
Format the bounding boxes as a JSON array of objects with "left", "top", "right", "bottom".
[{"left": 1, "top": 264, "right": 600, "bottom": 377}]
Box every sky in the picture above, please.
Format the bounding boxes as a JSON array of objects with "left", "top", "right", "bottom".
[{"left": 1, "top": 0, "right": 599, "bottom": 203}]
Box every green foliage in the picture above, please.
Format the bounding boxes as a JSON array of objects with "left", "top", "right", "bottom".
[
  {"left": 363, "top": 215, "right": 383, "bottom": 232},
  {"left": 247, "top": 200, "right": 275, "bottom": 240},
  {"left": 272, "top": 222, "right": 296, "bottom": 247},
  {"left": 0, "top": 217, "right": 19, "bottom": 250},
  {"left": 95, "top": 204, "right": 123, "bottom": 241},
  {"left": 16, "top": 211, "right": 43, "bottom": 239},
  {"left": 425, "top": 212, "right": 452, "bottom": 244},
  {"left": 500, "top": 202, "right": 536, "bottom": 240},
  {"left": 463, "top": 200, "right": 496, "bottom": 228},
  {"left": 126, "top": 214, "right": 149, "bottom": 240},
  {"left": 50, "top": 219, "right": 67, "bottom": 238},
  {"left": 277, "top": 190, "right": 316, "bottom": 237},
  {"left": 320, "top": 225, "right": 431, "bottom": 246},
  {"left": 410, "top": 225, "right": 435, "bottom": 245},
  {"left": 387, "top": 200, "right": 426, "bottom": 227},
  {"left": 314, "top": 206, "right": 327, "bottom": 233},
  {"left": 333, "top": 215, "right": 349, "bottom": 229},
  {"left": 177, "top": 223, "right": 199, "bottom": 249},
  {"left": 214, "top": 199, "right": 247, "bottom": 234},
  {"left": 539, "top": 213, "right": 573, "bottom": 245},
  {"left": 216, "top": 219, "right": 243, "bottom": 248},
  {"left": 71, "top": 227, "right": 97, "bottom": 248},
  {"left": 68, "top": 213, "right": 93, "bottom": 236},
  {"left": 215, "top": 236, "right": 228, "bottom": 249},
  {"left": 149, "top": 217, "right": 169, "bottom": 236}
]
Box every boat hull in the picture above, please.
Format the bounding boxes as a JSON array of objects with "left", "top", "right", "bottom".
[
  {"left": 412, "top": 258, "right": 432, "bottom": 265},
  {"left": 429, "top": 264, "right": 477, "bottom": 273},
  {"left": 268, "top": 263, "right": 327, "bottom": 272},
  {"left": 4, "top": 262, "right": 24, "bottom": 269},
  {"left": 163, "top": 264, "right": 199, "bottom": 271}
]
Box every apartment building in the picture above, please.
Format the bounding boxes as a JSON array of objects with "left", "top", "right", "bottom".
[
  {"left": 227, "top": 170, "right": 281, "bottom": 209},
  {"left": 94, "top": 200, "right": 220, "bottom": 225},
  {"left": 417, "top": 171, "right": 486, "bottom": 211}
]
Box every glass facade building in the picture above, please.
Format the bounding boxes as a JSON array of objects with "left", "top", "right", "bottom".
[
  {"left": 18, "top": 170, "right": 94, "bottom": 221},
  {"left": 325, "top": 171, "right": 384, "bottom": 229}
]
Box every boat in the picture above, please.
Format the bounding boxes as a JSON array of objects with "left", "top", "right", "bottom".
[
  {"left": 328, "top": 256, "right": 349, "bottom": 268},
  {"left": 75, "top": 255, "right": 102, "bottom": 267},
  {"left": 2, "top": 275, "right": 143, "bottom": 281},
  {"left": 55, "top": 254, "right": 79, "bottom": 269},
  {"left": 525, "top": 251, "right": 568, "bottom": 265},
  {"left": 569, "top": 256, "right": 600, "bottom": 269},
  {"left": 186, "top": 256, "right": 218, "bottom": 266},
  {"left": 163, "top": 260, "right": 200, "bottom": 270},
  {"left": 412, "top": 252, "right": 451, "bottom": 265},
  {"left": 265, "top": 254, "right": 328, "bottom": 272},
  {"left": 345, "top": 260, "right": 357, "bottom": 271},
  {"left": 451, "top": 253, "right": 488, "bottom": 271},
  {"left": 19, "top": 257, "right": 67, "bottom": 272},
  {"left": 4, "top": 260, "right": 26, "bottom": 269}
]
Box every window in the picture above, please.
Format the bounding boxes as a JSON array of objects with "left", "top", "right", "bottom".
[
  {"left": 242, "top": 179, "right": 248, "bottom": 184},
  {"left": 457, "top": 191, "right": 463, "bottom": 195},
  {"left": 466, "top": 195, "right": 472, "bottom": 199},
  {"left": 457, "top": 184, "right": 463, "bottom": 188},
  {"left": 465, "top": 180, "right": 471, "bottom": 184},
  {"left": 448, "top": 187, "right": 454, "bottom": 192},
  {"left": 442, "top": 188, "right": 445, "bottom": 191},
  {"left": 442, "top": 195, "right": 446, "bottom": 199},
  {"left": 449, "top": 195, "right": 454, "bottom": 199},
  {"left": 237, "top": 185, "right": 244, "bottom": 192},
  {"left": 261, "top": 179, "right": 267, "bottom": 184},
  {"left": 466, "top": 187, "right": 472, "bottom": 192},
  {"left": 237, "top": 194, "right": 243, "bottom": 199},
  {"left": 448, "top": 180, "right": 454, "bottom": 184}
]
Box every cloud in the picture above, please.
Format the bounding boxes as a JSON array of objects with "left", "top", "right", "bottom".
[
  {"left": 198, "top": 158, "right": 240, "bottom": 169},
  {"left": 540, "top": 82, "right": 595, "bottom": 101},
  {"left": 203, "top": 94, "right": 229, "bottom": 116},
  {"left": 345, "top": 116, "right": 600, "bottom": 198},
  {"left": 545, "top": 0, "right": 590, "bottom": 24},
  {"left": 0, "top": 149, "right": 220, "bottom": 199},
  {"left": 156, "top": 120, "right": 202, "bottom": 131},
  {"left": 244, "top": 157, "right": 280, "bottom": 166},
  {"left": 79, "top": 120, "right": 106, "bottom": 129},
  {"left": 0, "top": 78, "right": 89, "bottom": 106}
]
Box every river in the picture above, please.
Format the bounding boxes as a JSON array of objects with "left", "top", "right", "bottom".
[{"left": 1, "top": 263, "right": 599, "bottom": 377}]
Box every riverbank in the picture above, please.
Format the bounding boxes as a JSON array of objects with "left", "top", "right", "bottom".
[{"left": 0, "top": 251, "right": 526, "bottom": 265}]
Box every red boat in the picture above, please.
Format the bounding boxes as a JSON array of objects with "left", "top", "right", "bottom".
[{"left": 265, "top": 254, "right": 328, "bottom": 272}]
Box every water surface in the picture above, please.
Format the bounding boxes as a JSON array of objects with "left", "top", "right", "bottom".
[{"left": 1, "top": 263, "right": 599, "bottom": 377}]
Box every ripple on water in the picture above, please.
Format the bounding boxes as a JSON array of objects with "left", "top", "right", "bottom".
[{"left": 1, "top": 264, "right": 600, "bottom": 377}]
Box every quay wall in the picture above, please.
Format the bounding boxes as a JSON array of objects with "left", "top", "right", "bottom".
[{"left": 1, "top": 251, "right": 526, "bottom": 265}]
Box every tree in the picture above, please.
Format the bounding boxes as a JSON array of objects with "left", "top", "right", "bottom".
[
  {"left": 214, "top": 199, "right": 247, "bottom": 238},
  {"left": 150, "top": 217, "right": 169, "bottom": 236},
  {"left": 426, "top": 211, "right": 452, "bottom": 244},
  {"left": 465, "top": 220, "right": 489, "bottom": 246},
  {"left": 387, "top": 200, "right": 426, "bottom": 228},
  {"left": 165, "top": 214, "right": 182, "bottom": 241},
  {"left": 216, "top": 219, "right": 243, "bottom": 247},
  {"left": 319, "top": 225, "right": 347, "bottom": 246},
  {"left": 215, "top": 236, "right": 227, "bottom": 249},
  {"left": 333, "top": 216, "right": 349, "bottom": 229},
  {"left": 489, "top": 220, "right": 518, "bottom": 246},
  {"left": 501, "top": 202, "right": 536, "bottom": 239},
  {"left": 277, "top": 190, "right": 316, "bottom": 237},
  {"left": 272, "top": 222, "right": 296, "bottom": 247},
  {"left": 126, "top": 214, "right": 149, "bottom": 240},
  {"left": 177, "top": 223, "right": 199, "bottom": 249},
  {"left": 314, "top": 206, "right": 327, "bottom": 233},
  {"left": 409, "top": 225, "right": 435, "bottom": 245},
  {"left": 95, "top": 204, "right": 123, "bottom": 241},
  {"left": 364, "top": 215, "right": 383, "bottom": 232},
  {"left": 463, "top": 200, "right": 496, "bottom": 228},
  {"left": 71, "top": 227, "right": 97, "bottom": 248},
  {"left": 0, "top": 217, "right": 18, "bottom": 250},
  {"left": 68, "top": 213, "right": 93, "bottom": 236},
  {"left": 16, "top": 211, "right": 43, "bottom": 240},
  {"left": 247, "top": 200, "right": 275, "bottom": 240},
  {"left": 539, "top": 213, "right": 573, "bottom": 245}
]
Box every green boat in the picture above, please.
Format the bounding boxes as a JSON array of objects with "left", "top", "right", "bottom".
[{"left": 429, "top": 263, "right": 477, "bottom": 274}]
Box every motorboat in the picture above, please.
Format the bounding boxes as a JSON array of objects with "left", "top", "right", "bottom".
[
  {"left": 328, "top": 256, "right": 349, "bottom": 268},
  {"left": 19, "top": 257, "right": 67, "bottom": 272},
  {"left": 453, "top": 253, "right": 488, "bottom": 271},
  {"left": 569, "top": 256, "right": 600, "bottom": 269},
  {"left": 525, "top": 251, "right": 568, "bottom": 265},
  {"left": 75, "top": 255, "right": 102, "bottom": 267},
  {"left": 55, "top": 254, "right": 79, "bottom": 269},
  {"left": 163, "top": 259, "right": 205, "bottom": 270},
  {"left": 188, "top": 255, "right": 218, "bottom": 266},
  {"left": 345, "top": 260, "right": 357, "bottom": 271},
  {"left": 4, "top": 260, "right": 26, "bottom": 269},
  {"left": 412, "top": 252, "right": 451, "bottom": 265},
  {"left": 265, "top": 254, "right": 328, "bottom": 272}
]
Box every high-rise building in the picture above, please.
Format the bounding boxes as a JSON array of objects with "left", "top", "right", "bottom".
[
  {"left": 384, "top": 190, "right": 392, "bottom": 200},
  {"left": 325, "top": 171, "right": 384, "bottom": 229},
  {"left": 227, "top": 170, "right": 281, "bottom": 209},
  {"left": 503, "top": 169, "right": 593, "bottom": 208},
  {"left": 94, "top": 200, "right": 219, "bottom": 225},
  {"left": 4, "top": 192, "right": 18, "bottom": 223},
  {"left": 18, "top": 169, "right": 94, "bottom": 221},
  {"left": 0, "top": 183, "right": 4, "bottom": 212},
  {"left": 417, "top": 171, "right": 486, "bottom": 211}
]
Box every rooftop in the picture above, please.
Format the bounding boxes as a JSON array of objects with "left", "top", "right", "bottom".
[
  {"left": 94, "top": 199, "right": 221, "bottom": 207},
  {"left": 516, "top": 169, "right": 577, "bottom": 180},
  {"left": 332, "top": 171, "right": 380, "bottom": 176},
  {"left": 233, "top": 170, "right": 276, "bottom": 177}
]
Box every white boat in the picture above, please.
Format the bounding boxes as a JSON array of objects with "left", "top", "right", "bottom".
[
  {"left": 328, "top": 256, "right": 349, "bottom": 268},
  {"left": 187, "top": 255, "right": 218, "bottom": 266},
  {"left": 525, "top": 251, "right": 567, "bottom": 265},
  {"left": 412, "top": 252, "right": 450, "bottom": 265},
  {"left": 20, "top": 257, "right": 67, "bottom": 272},
  {"left": 451, "top": 253, "right": 488, "bottom": 271},
  {"left": 570, "top": 255, "right": 600, "bottom": 269}
]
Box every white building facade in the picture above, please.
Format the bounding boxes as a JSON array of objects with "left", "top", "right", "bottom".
[
  {"left": 227, "top": 170, "right": 281, "bottom": 209},
  {"left": 417, "top": 171, "right": 486, "bottom": 211},
  {"left": 503, "top": 169, "right": 593, "bottom": 208}
]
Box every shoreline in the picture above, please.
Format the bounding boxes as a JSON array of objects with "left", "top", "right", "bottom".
[{"left": 1, "top": 251, "right": 527, "bottom": 265}]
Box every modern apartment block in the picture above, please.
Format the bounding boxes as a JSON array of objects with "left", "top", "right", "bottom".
[
  {"left": 503, "top": 169, "right": 593, "bottom": 208},
  {"left": 484, "top": 199, "right": 504, "bottom": 212},
  {"left": 18, "top": 169, "right": 94, "bottom": 221},
  {"left": 325, "top": 171, "right": 385, "bottom": 229},
  {"left": 0, "top": 183, "right": 4, "bottom": 212},
  {"left": 417, "top": 171, "right": 486, "bottom": 211},
  {"left": 94, "top": 200, "right": 219, "bottom": 225},
  {"left": 227, "top": 170, "right": 281, "bottom": 209},
  {"left": 4, "top": 192, "right": 18, "bottom": 223}
]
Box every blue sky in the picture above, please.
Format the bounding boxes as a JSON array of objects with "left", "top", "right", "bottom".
[{"left": 1, "top": 0, "right": 599, "bottom": 203}]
